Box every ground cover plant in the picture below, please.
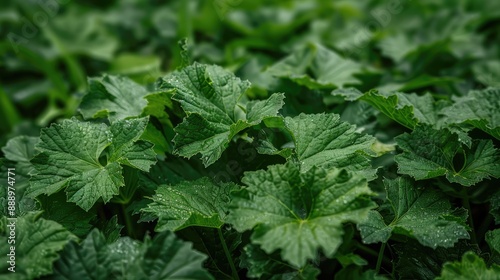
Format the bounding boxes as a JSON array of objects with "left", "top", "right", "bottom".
[{"left": 1, "top": 0, "right": 500, "bottom": 279}]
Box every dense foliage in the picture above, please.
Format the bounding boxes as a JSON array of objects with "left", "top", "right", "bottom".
[{"left": 1, "top": 0, "right": 500, "bottom": 279}]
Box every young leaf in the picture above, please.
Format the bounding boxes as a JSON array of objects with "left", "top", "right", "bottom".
[
  {"left": 266, "top": 43, "right": 362, "bottom": 89},
  {"left": 142, "top": 177, "right": 238, "bottom": 231},
  {"left": 159, "top": 63, "right": 285, "bottom": 166},
  {"left": 435, "top": 252, "right": 500, "bottom": 280},
  {"left": 28, "top": 117, "right": 156, "bottom": 211},
  {"left": 284, "top": 113, "right": 376, "bottom": 178},
  {"left": 0, "top": 212, "right": 77, "bottom": 279},
  {"left": 358, "top": 177, "right": 469, "bottom": 248},
  {"left": 227, "top": 163, "right": 375, "bottom": 267},
  {"left": 441, "top": 87, "right": 500, "bottom": 140},
  {"left": 395, "top": 125, "right": 500, "bottom": 186}
]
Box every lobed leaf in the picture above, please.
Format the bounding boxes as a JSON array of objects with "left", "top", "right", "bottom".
[
  {"left": 332, "top": 89, "right": 440, "bottom": 129},
  {"left": 435, "top": 252, "right": 500, "bottom": 280},
  {"left": 142, "top": 177, "right": 238, "bottom": 231},
  {"left": 441, "top": 87, "right": 500, "bottom": 140},
  {"left": 28, "top": 117, "right": 156, "bottom": 211},
  {"left": 0, "top": 212, "right": 77, "bottom": 279},
  {"left": 284, "top": 113, "right": 377, "bottom": 178},
  {"left": 358, "top": 177, "right": 470, "bottom": 248},
  {"left": 395, "top": 125, "right": 500, "bottom": 186},
  {"left": 160, "top": 63, "right": 285, "bottom": 166},
  {"left": 227, "top": 163, "right": 375, "bottom": 267},
  {"left": 266, "top": 43, "right": 362, "bottom": 89},
  {"left": 52, "top": 229, "right": 213, "bottom": 280}
]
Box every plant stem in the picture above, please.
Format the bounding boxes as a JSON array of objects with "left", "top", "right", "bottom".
[
  {"left": 354, "top": 242, "right": 391, "bottom": 266},
  {"left": 98, "top": 205, "right": 107, "bottom": 221},
  {"left": 122, "top": 204, "right": 135, "bottom": 239},
  {"left": 477, "top": 214, "right": 493, "bottom": 244},
  {"left": 355, "top": 242, "right": 380, "bottom": 257},
  {"left": 0, "top": 87, "right": 20, "bottom": 132},
  {"left": 376, "top": 242, "right": 386, "bottom": 274},
  {"left": 218, "top": 228, "right": 239, "bottom": 280},
  {"left": 461, "top": 190, "right": 477, "bottom": 244}
]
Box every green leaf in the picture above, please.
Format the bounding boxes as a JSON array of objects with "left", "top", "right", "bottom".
[
  {"left": 335, "top": 267, "right": 388, "bottom": 280},
  {"left": 142, "top": 89, "right": 175, "bottom": 125},
  {"left": 394, "top": 125, "right": 500, "bottom": 186},
  {"left": 395, "top": 240, "right": 480, "bottom": 280},
  {"left": 52, "top": 229, "right": 121, "bottom": 280},
  {"left": 486, "top": 229, "right": 500, "bottom": 255},
  {"left": 227, "top": 163, "right": 375, "bottom": 267},
  {"left": 79, "top": 75, "right": 174, "bottom": 156},
  {"left": 240, "top": 244, "right": 320, "bottom": 280},
  {"left": 79, "top": 75, "right": 149, "bottom": 122},
  {"left": 358, "top": 177, "right": 469, "bottom": 248},
  {"left": 0, "top": 212, "right": 77, "bottom": 279},
  {"left": 0, "top": 136, "right": 39, "bottom": 216},
  {"left": 110, "top": 53, "right": 161, "bottom": 83},
  {"left": 378, "top": 33, "right": 415, "bottom": 63},
  {"left": 442, "top": 87, "right": 500, "bottom": 140},
  {"left": 183, "top": 227, "right": 242, "bottom": 280},
  {"left": 107, "top": 119, "right": 156, "bottom": 171},
  {"left": 140, "top": 122, "right": 173, "bottom": 156},
  {"left": 436, "top": 252, "right": 500, "bottom": 280},
  {"left": 357, "top": 211, "right": 393, "bottom": 244},
  {"left": 1, "top": 135, "right": 38, "bottom": 163},
  {"left": 142, "top": 177, "right": 238, "bottom": 231},
  {"left": 284, "top": 113, "right": 376, "bottom": 177},
  {"left": 98, "top": 215, "right": 124, "bottom": 243},
  {"left": 491, "top": 192, "right": 500, "bottom": 225},
  {"left": 473, "top": 61, "right": 500, "bottom": 88},
  {"left": 129, "top": 230, "right": 214, "bottom": 280},
  {"left": 28, "top": 117, "right": 156, "bottom": 211},
  {"left": 266, "top": 43, "right": 362, "bottom": 89},
  {"left": 255, "top": 137, "right": 294, "bottom": 159},
  {"left": 45, "top": 10, "right": 118, "bottom": 61},
  {"left": 332, "top": 89, "right": 439, "bottom": 129},
  {"left": 53, "top": 229, "right": 213, "bottom": 280},
  {"left": 331, "top": 87, "right": 364, "bottom": 101},
  {"left": 39, "top": 192, "right": 96, "bottom": 238},
  {"left": 160, "top": 63, "right": 285, "bottom": 166}
]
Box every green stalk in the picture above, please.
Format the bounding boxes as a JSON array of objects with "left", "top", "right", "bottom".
[
  {"left": 461, "top": 190, "right": 478, "bottom": 244},
  {"left": 97, "top": 205, "right": 107, "bottom": 221},
  {"left": 218, "top": 228, "right": 239, "bottom": 280},
  {"left": 122, "top": 204, "right": 136, "bottom": 239},
  {"left": 43, "top": 27, "right": 87, "bottom": 92},
  {"left": 0, "top": 87, "right": 21, "bottom": 132},
  {"left": 355, "top": 242, "right": 380, "bottom": 258},
  {"left": 477, "top": 214, "right": 493, "bottom": 245},
  {"left": 376, "top": 242, "right": 386, "bottom": 274},
  {"left": 354, "top": 241, "right": 391, "bottom": 266}
]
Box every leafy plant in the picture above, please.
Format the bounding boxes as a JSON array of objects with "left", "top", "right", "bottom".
[{"left": 1, "top": 0, "right": 500, "bottom": 279}]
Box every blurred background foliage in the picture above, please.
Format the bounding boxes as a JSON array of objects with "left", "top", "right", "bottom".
[{"left": 1, "top": 0, "right": 499, "bottom": 149}]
